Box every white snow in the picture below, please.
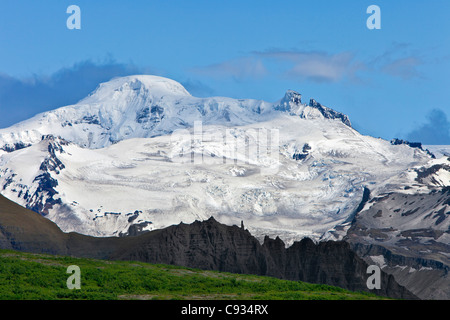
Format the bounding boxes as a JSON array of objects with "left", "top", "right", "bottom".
[{"left": 370, "top": 255, "right": 387, "bottom": 268}]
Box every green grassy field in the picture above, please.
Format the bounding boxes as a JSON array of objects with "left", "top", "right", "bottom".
[{"left": 0, "top": 249, "right": 386, "bottom": 300}]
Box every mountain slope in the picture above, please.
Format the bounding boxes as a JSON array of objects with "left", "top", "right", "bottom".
[
  {"left": 344, "top": 184, "right": 450, "bottom": 300},
  {"left": 0, "top": 190, "right": 68, "bottom": 254}
]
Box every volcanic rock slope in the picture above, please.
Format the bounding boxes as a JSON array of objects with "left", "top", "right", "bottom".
[{"left": 342, "top": 158, "right": 450, "bottom": 300}]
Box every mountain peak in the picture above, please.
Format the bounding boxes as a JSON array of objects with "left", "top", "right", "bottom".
[
  {"left": 273, "top": 90, "right": 351, "bottom": 127},
  {"left": 81, "top": 75, "right": 191, "bottom": 104},
  {"left": 274, "top": 90, "right": 302, "bottom": 112}
]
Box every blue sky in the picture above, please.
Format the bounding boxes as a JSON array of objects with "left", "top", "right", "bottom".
[{"left": 0, "top": 0, "right": 449, "bottom": 144}]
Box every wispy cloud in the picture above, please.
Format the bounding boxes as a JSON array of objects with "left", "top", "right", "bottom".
[
  {"left": 191, "top": 56, "right": 268, "bottom": 81},
  {"left": 255, "top": 50, "right": 363, "bottom": 83},
  {"left": 192, "top": 44, "right": 428, "bottom": 85},
  {"left": 0, "top": 59, "right": 151, "bottom": 128},
  {"left": 381, "top": 56, "right": 423, "bottom": 80},
  {"left": 370, "top": 43, "right": 424, "bottom": 80},
  {"left": 194, "top": 50, "right": 365, "bottom": 84}
]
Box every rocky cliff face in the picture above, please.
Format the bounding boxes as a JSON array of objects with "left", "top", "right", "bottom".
[
  {"left": 111, "top": 217, "right": 415, "bottom": 299},
  {"left": 0, "top": 194, "right": 416, "bottom": 299}
]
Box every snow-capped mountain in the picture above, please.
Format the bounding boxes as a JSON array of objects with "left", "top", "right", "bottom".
[
  {"left": 0, "top": 75, "right": 437, "bottom": 243},
  {"left": 0, "top": 75, "right": 350, "bottom": 152}
]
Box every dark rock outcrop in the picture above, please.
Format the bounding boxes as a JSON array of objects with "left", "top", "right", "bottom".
[
  {"left": 26, "top": 136, "right": 68, "bottom": 215},
  {"left": 308, "top": 99, "right": 352, "bottom": 127},
  {"left": 293, "top": 143, "right": 311, "bottom": 161},
  {"left": 0, "top": 141, "right": 31, "bottom": 153},
  {"left": 274, "top": 90, "right": 352, "bottom": 127},
  {"left": 390, "top": 138, "right": 435, "bottom": 158},
  {"left": 274, "top": 90, "right": 303, "bottom": 112}
]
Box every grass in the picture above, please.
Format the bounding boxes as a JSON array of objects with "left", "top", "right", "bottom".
[{"left": 0, "top": 249, "right": 386, "bottom": 300}]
